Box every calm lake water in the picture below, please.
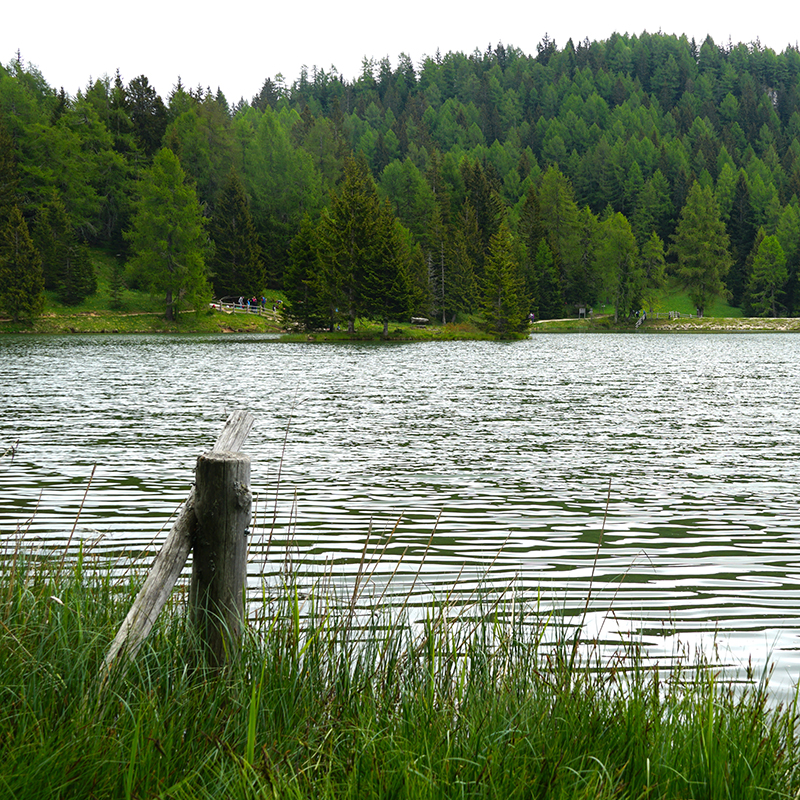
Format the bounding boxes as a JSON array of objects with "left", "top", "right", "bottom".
[{"left": 2, "top": 332, "right": 800, "bottom": 692}]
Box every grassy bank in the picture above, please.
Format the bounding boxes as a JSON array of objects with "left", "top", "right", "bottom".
[
  {"left": 279, "top": 320, "right": 497, "bottom": 342},
  {"left": 0, "top": 249, "right": 284, "bottom": 335},
  {"left": 1, "top": 248, "right": 795, "bottom": 336},
  {"left": 1, "top": 541, "right": 798, "bottom": 799}
]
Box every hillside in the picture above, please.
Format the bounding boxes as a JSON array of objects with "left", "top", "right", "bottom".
[{"left": 2, "top": 34, "right": 799, "bottom": 332}]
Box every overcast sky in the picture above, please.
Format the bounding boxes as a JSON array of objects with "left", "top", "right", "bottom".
[{"left": 4, "top": 0, "right": 799, "bottom": 104}]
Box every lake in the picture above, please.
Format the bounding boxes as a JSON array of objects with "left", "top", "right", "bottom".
[{"left": 2, "top": 332, "right": 800, "bottom": 692}]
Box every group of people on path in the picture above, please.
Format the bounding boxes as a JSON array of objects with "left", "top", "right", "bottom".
[
  {"left": 238, "top": 295, "right": 265, "bottom": 311},
  {"left": 236, "top": 296, "right": 284, "bottom": 313}
]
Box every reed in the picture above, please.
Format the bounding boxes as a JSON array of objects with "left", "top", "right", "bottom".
[{"left": 1, "top": 533, "right": 798, "bottom": 799}]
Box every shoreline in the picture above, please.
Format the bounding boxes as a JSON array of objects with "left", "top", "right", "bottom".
[
  {"left": 530, "top": 316, "right": 800, "bottom": 333},
  {"left": 3, "top": 312, "right": 800, "bottom": 336}
]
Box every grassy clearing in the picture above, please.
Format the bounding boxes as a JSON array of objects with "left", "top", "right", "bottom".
[
  {"left": 1, "top": 531, "right": 798, "bottom": 799},
  {"left": 0, "top": 248, "right": 284, "bottom": 334}
]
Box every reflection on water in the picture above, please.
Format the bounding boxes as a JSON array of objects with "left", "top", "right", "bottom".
[{"left": 2, "top": 332, "right": 800, "bottom": 691}]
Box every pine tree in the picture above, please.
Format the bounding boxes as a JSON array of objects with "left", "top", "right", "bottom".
[
  {"left": 0, "top": 206, "right": 44, "bottom": 321},
  {"left": 209, "top": 168, "right": 264, "bottom": 298},
  {"left": 125, "top": 148, "right": 211, "bottom": 321},
  {"left": 670, "top": 182, "right": 732, "bottom": 317}
]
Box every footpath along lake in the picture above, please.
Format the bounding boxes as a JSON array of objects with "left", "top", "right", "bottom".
[{"left": 2, "top": 332, "right": 800, "bottom": 692}]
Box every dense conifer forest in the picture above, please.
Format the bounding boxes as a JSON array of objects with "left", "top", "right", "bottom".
[{"left": 2, "top": 33, "right": 800, "bottom": 329}]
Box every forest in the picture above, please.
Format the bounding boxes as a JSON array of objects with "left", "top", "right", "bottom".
[{"left": 1, "top": 32, "right": 800, "bottom": 332}]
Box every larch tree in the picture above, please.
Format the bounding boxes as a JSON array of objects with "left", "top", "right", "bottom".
[
  {"left": 125, "top": 147, "right": 211, "bottom": 321},
  {"left": 594, "top": 212, "right": 642, "bottom": 322},
  {"left": 670, "top": 181, "right": 732, "bottom": 317},
  {"left": 744, "top": 234, "right": 787, "bottom": 317},
  {"left": 639, "top": 231, "right": 667, "bottom": 312},
  {"left": 0, "top": 205, "right": 44, "bottom": 321},
  {"left": 538, "top": 165, "right": 581, "bottom": 305}
]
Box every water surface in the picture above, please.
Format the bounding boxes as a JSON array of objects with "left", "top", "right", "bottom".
[{"left": 2, "top": 333, "right": 799, "bottom": 690}]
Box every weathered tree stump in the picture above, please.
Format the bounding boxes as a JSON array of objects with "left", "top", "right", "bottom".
[{"left": 189, "top": 450, "right": 251, "bottom": 668}]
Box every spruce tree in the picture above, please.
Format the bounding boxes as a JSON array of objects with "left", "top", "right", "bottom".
[
  {"left": 533, "top": 239, "right": 563, "bottom": 319},
  {"left": 283, "top": 213, "right": 330, "bottom": 330},
  {"left": 58, "top": 241, "right": 97, "bottom": 305},
  {"left": 209, "top": 168, "right": 264, "bottom": 298},
  {"left": 518, "top": 183, "right": 547, "bottom": 305},
  {"left": 741, "top": 228, "right": 766, "bottom": 316},
  {"left": 426, "top": 200, "right": 477, "bottom": 323},
  {"left": 640, "top": 231, "right": 667, "bottom": 312},
  {"left": 317, "top": 156, "right": 408, "bottom": 333},
  {"left": 727, "top": 172, "right": 756, "bottom": 306},
  {"left": 360, "top": 202, "right": 412, "bottom": 336},
  {"left": 32, "top": 192, "right": 96, "bottom": 304},
  {"left": 0, "top": 206, "right": 44, "bottom": 322},
  {"left": 538, "top": 165, "right": 581, "bottom": 305},
  {"left": 480, "top": 222, "right": 527, "bottom": 337},
  {"left": 109, "top": 256, "right": 126, "bottom": 310}
]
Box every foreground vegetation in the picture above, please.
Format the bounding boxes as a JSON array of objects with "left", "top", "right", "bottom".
[{"left": 2, "top": 536, "right": 799, "bottom": 799}]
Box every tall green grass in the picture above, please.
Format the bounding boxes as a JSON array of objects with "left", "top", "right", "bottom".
[{"left": 1, "top": 536, "right": 798, "bottom": 799}]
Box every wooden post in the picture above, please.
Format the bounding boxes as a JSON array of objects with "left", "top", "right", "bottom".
[
  {"left": 190, "top": 450, "right": 251, "bottom": 668},
  {"left": 103, "top": 411, "right": 254, "bottom": 673}
]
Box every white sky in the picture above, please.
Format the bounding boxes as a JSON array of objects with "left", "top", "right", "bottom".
[{"left": 4, "top": 0, "right": 799, "bottom": 104}]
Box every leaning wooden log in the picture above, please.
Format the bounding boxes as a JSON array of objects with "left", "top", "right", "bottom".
[{"left": 102, "top": 410, "right": 254, "bottom": 672}]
